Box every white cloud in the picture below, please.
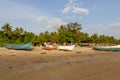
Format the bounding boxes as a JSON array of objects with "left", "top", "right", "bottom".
[
  {"left": 37, "top": 16, "right": 48, "bottom": 22},
  {"left": 109, "top": 23, "right": 120, "bottom": 29},
  {"left": 67, "top": 0, "right": 76, "bottom": 6},
  {"left": 47, "top": 18, "right": 64, "bottom": 30},
  {"left": 62, "top": 0, "right": 75, "bottom": 14},
  {"left": 72, "top": 7, "right": 89, "bottom": 15},
  {"left": 62, "top": 6, "right": 71, "bottom": 14},
  {"left": 62, "top": 0, "right": 89, "bottom": 15}
]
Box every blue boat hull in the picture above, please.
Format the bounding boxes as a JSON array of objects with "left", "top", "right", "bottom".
[{"left": 5, "top": 43, "right": 33, "bottom": 50}]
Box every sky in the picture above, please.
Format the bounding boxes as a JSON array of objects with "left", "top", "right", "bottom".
[{"left": 0, "top": 0, "right": 120, "bottom": 39}]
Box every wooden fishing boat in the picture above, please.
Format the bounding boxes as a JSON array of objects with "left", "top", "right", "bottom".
[
  {"left": 57, "top": 45, "right": 75, "bottom": 51},
  {"left": 93, "top": 45, "right": 120, "bottom": 51},
  {"left": 5, "top": 43, "right": 33, "bottom": 50}
]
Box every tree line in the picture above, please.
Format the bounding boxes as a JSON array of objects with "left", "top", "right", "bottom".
[{"left": 0, "top": 23, "right": 120, "bottom": 46}]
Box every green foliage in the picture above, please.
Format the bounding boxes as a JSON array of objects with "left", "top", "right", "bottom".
[
  {"left": 58, "top": 22, "right": 82, "bottom": 43},
  {"left": 0, "top": 22, "right": 120, "bottom": 47},
  {"left": 23, "top": 32, "right": 35, "bottom": 43}
]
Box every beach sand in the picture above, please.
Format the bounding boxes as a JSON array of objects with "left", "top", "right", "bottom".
[{"left": 0, "top": 46, "right": 120, "bottom": 80}]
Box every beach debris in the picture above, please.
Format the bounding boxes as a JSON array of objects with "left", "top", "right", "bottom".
[
  {"left": 32, "top": 58, "right": 49, "bottom": 63},
  {"left": 40, "top": 52, "right": 47, "bottom": 54},
  {"left": 76, "top": 51, "right": 81, "bottom": 54},
  {"left": 87, "top": 54, "right": 94, "bottom": 57},
  {"left": 66, "top": 62, "right": 72, "bottom": 66},
  {"left": 8, "top": 66, "right": 13, "bottom": 69},
  {"left": 74, "top": 61, "right": 84, "bottom": 63},
  {"left": 11, "top": 54, "right": 16, "bottom": 56}
]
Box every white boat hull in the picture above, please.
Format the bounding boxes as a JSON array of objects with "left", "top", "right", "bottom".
[{"left": 58, "top": 45, "right": 75, "bottom": 51}]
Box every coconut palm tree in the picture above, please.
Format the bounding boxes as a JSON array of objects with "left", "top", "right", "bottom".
[{"left": 1, "top": 23, "right": 12, "bottom": 34}]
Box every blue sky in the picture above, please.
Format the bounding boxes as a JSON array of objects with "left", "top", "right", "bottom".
[{"left": 0, "top": 0, "right": 120, "bottom": 39}]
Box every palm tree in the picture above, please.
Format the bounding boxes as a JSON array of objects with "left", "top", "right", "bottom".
[
  {"left": 1, "top": 23, "right": 13, "bottom": 41},
  {"left": 13, "top": 27, "right": 24, "bottom": 35},
  {"left": 1, "top": 23, "right": 12, "bottom": 34}
]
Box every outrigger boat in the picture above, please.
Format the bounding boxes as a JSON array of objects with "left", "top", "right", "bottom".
[{"left": 93, "top": 45, "right": 120, "bottom": 51}]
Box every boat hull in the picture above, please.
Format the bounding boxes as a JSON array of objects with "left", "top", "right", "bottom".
[
  {"left": 5, "top": 43, "right": 33, "bottom": 50},
  {"left": 93, "top": 45, "right": 120, "bottom": 51},
  {"left": 58, "top": 45, "right": 75, "bottom": 51},
  {"left": 79, "top": 43, "right": 89, "bottom": 47}
]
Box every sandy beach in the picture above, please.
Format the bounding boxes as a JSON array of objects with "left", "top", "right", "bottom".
[{"left": 0, "top": 46, "right": 120, "bottom": 80}]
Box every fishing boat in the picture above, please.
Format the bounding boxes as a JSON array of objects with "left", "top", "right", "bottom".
[
  {"left": 57, "top": 45, "right": 75, "bottom": 51},
  {"left": 5, "top": 43, "right": 33, "bottom": 50},
  {"left": 93, "top": 45, "right": 120, "bottom": 51},
  {"left": 79, "top": 43, "right": 89, "bottom": 47}
]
